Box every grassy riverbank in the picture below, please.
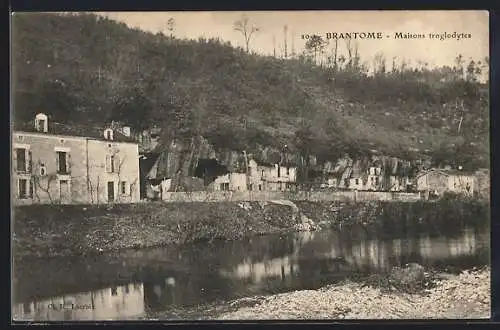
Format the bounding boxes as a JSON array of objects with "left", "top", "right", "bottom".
[{"left": 12, "top": 198, "right": 489, "bottom": 261}]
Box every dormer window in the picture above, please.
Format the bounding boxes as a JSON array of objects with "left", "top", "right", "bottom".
[
  {"left": 104, "top": 128, "right": 114, "bottom": 141},
  {"left": 122, "top": 126, "right": 131, "bottom": 137},
  {"left": 35, "top": 113, "right": 48, "bottom": 133}
]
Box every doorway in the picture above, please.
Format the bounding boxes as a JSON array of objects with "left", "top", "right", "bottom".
[
  {"left": 59, "top": 180, "right": 71, "bottom": 204},
  {"left": 107, "top": 181, "right": 115, "bottom": 202}
]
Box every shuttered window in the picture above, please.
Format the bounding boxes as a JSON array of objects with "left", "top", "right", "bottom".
[
  {"left": 18, "top": 179, "right": 27, "bottom": 199},
  {"left": 56, "top": 151, "right": 69, "bottom": 174},
  {"left": 15, "top": 148, "right": 26, "bottom": 172},
  {"left": 106, "top": 154, "right": 120, "bottom": 173}
]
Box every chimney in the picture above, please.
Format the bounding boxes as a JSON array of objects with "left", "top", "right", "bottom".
[{"left": 35, "top": 113, "right": 48, "bottom": 133}]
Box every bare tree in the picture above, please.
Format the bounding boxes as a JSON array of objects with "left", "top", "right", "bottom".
[
  {"left": 115, "top": 154, "right": 127, "bottom": 203},
  {"left": 272, "top": 35, "right": 276, "bottom": 57},
  {"left": 32, "top": 172, "right": 57, "bottom": 204},
  {"left": 166, "top": 17, "right": 175, "bottom": 37},
  {"left": 454, "top": 54, "right": 465, "bottom": 80},
  {"left": 283, "top": 25, "right": 288, "bottom": 59},
  {"left": 233, "top": 14, "right": 260, "bottom": 53},
  {"left": 373, "top": 52, "right": 386, "bottom": 76},
  {"left": 391, "top": 56, "right": 398, "bottom": 73},
  {"left": 31, "top": 159, "right": 57, "bottom": 204},
  {"left": 332, "top": 39, "right": 338, "bottom": 71},
  {"left": 290, "top": 29, "right": 296, "bottom": 59},
  {"left": 345, "top": 39, "right": 353, "bottom": 66},
  {"left": 304, "top": 35, "right": 328, "bottom": 65},
  {"left": 88, "top": 174, "right": 101, "bottom": 205},
  {"left": 456, "top": 98, "right": 465, "bottom": 135}
]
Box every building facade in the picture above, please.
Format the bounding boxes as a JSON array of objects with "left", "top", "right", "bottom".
[
  {"left": 416, "top": 169, "right": 475, "bottom": 196},
  {"left": 256, "top": 161, "right": 298, "bottom": 191},
  {"left": 210, "top": 159, "right": 298, "bottom": 192},
  {"left": 12, "top": 114, "right": 141, "bottom": 205}
]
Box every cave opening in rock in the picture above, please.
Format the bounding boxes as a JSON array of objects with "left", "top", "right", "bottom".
[{"left": 194, "top": 159, "right": 230, "bottom": 186}]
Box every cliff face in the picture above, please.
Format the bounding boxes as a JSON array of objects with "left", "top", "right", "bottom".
[{"left": 149, "top": 134, "right": 434, "bottom": 189}]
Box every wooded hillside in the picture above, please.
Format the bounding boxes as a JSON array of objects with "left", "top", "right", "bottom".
[{"left": 11, "top": 13, "right": 489, "bottom": 170}]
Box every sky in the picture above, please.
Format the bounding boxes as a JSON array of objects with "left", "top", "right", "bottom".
[{"left": 98, "top": 10, "right": 489, "bottom": 71}]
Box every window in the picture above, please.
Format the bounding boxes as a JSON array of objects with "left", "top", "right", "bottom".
[
  {"left": 220, "top": 182, "right": 229, "bottom": 191},
  {"left": 248, "top": 184, "right": 253, "bottom": 191},
  {"left": 355, "top": 179, "right": 359, "bottom": 185},
  {"left": 37, "top": 120, "right": 45, "bottom": 132},
  {"left": 57, "top": 151, "right": 69, "bottom": 174},
  {"left": 18, "top": 179, "right": 27, "bottom": 199},
  {"left": 18, "top": 179, "right": 32, "bottom": 199},
  {"left": 16, "top": 148, "right": 26, "bottom": 172},
  {"left": 15, "top": 148, "right": 31, "bottom": 172},
  {"left": 286, "top": 167, "right": 290, "bottom": 176},
  {"left": 111, "top": 287, "right": 118, "bottom": 296},
  {"left": 375, "top": 177, "right": 380, "bottom": 185},
  {"left": 120, "top": 181, "right": 127, "bottom": 194},
  {"left": 258, "top": 184, "right": 262, "bottom": 191},
  {"left": 40, "top": 163, "right": 46, "bottom": 176},
  {"left": 104, "top": 129, "right": 114, "bottom": 141},
  {"left": 261, "top": 170, "right": 265, "bottom": 178},
  {"left": 106, "top": 154, "right": 119, "bottom": 173},
  {"left": 277, "top": 166, "right": 281, "bottom": 177}
]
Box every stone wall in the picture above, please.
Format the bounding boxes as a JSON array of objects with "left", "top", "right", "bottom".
[{"left": 162, "top": 190, "right": 423, "bottom": 203}]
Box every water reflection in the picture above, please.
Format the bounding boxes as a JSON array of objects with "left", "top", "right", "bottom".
[
  {"left": 219, "top": 227, "right": 489, "bottom": 287},
  {"left": 13, "top": 283, "right": 145, "bottom": 321},
  {"left": 13, "top": 225, "right": 489, "bottom": 321}
]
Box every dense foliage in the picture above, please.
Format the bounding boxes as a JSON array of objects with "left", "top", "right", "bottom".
[{"left": 11, "top": 13, "right": 489, "bottom": 169}]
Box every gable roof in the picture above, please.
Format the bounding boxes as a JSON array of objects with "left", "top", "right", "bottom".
[
  {"left": 13, "top": 121, "right": 137, "bottom": 143},
  {"left": 415, "top": 168, "right": 475, "bottom": 179}
]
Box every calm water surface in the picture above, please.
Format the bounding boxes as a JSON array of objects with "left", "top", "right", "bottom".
[{"left": 13, "top": 223, "right": 489, "bottom": 321}]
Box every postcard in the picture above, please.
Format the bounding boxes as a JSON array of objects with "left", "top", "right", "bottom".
[{"left": 11, "top": 10, "right": 490, "bottom": 321}]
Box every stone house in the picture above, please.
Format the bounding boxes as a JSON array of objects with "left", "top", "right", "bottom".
[
  {"left": 416, "top": 168, "right": 475, "bottom": 196},
  {"left": 251, "top": 160, "right": 297, "bottom": 191},
  {"left": 211, "top": 172, "right": 247, "bottom": 191},
  {"left": 364, "top": 166, "right": 384, "bottom": 191},
  {"left": 209, "top": 158, "right": 298, "bottom": 192},
  {"left": 11, "top": 113, "right": 141, "bottom": 205},
  {"left": 387, "top": 175, "right": 412, "bottom": 192},
  {"left": 348, "top": 165, "right": 384, "bottom": 191},
  {"left": 348, "top": 165, "right": 365, "bottom": 190}
]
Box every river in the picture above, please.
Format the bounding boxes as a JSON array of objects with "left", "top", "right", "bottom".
[{"left": 12, "top": 223, "right": 489, "bottom": 321}]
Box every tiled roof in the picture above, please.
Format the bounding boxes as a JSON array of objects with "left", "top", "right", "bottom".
[{"left": 13, "top": 121, "right": 137, "bottom": 143}]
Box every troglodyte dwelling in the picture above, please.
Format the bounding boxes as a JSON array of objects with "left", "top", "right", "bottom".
[{"left": 11, "top": 113, "right": 141, "bottom": 205}]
